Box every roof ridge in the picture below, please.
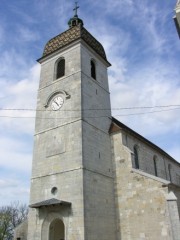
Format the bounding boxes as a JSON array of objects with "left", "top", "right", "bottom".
[{"left": 111, "top": 117, "right": 179, "bottom": 165}]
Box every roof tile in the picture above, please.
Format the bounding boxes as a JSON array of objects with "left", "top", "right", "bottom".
[{"left": 42, "top": 25, "right": 107, "bottom": 62}]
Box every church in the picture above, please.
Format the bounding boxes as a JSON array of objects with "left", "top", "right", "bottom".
[{"left": 14, "top": 4, "right": 180, "bottom": 240}]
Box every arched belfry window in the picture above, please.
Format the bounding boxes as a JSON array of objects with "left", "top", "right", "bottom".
[
  {"left": 56, "top": 58, "right": 65, "bottom": 79},
  {"left": 91, "top": 60, "right": 96, "bottom": 80},
  {"left": 153, "top": 156, "right": 158, "bottom": 177},
  {"left": 134, "top": 145, "right": 139, "bottom": 169}
]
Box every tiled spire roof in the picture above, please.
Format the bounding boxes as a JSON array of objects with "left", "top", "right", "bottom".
[{"left": 41, "top": 25, "right": 108, "bottom": 62}]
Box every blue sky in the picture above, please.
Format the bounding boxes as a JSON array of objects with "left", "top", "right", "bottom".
[{"left": 0, "top": 0, "right": 180, "bottom": 206}]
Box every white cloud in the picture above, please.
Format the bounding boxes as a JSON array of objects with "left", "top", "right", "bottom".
[
  {"left": 17, "top": 26, "right": 40, "bottom": 42},
  {"left": 0, "top": 63, "right": 40, "bottom": 135},
  {"left": 87, "top": 0, "right": 134, "bottom": 17},
  {"left": 88, "top": 1, "right": 180, "bottom": 147},
  {"left": 0, "top": 25, "right": 5, "bottom": 44},
  {"left": 0, "top": 136, "right": 32, "bottom": 172},
  {"left": 0, "top": 49, "right": 29, "bottom": 79},
  {"left": 0, "top": 179, "right": 17, "bottom": 188},
  {"left": 110, "top": 59, "right": 180, "bottom": 137},
  {"left": 93, "top": 1, "right": 172, "bottom": 55},
  {"left": 0, "top": 177, "right": 30, "bottom": 205},
  {"left": 8, "top": 4, "right": 37, "bottom": 25},
  {"left": 168, "top": 146, "right": 180, "bottom": 162},
  {"left": 0, "top": 62, "right": 39, "bottom": 206}
]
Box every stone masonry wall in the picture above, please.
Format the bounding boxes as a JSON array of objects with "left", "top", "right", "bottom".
[
  {"left": 27, "top": 43, "right": 85, "bottom": 240},
  {"left": 111, "top": 131, "right": 176, "bottom": 240},
  {"left": 80, "top": 43, "right": 117, "bottom": 240},
  {"left": 121, "top": 131, "right": 180, "bottom": 186}
]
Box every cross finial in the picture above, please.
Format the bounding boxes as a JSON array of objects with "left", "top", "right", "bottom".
[{"left": 73, "top": 2, "right": 79, "bottom": 17}]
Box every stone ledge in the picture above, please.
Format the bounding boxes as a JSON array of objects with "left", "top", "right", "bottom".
[{"left": 131, "top": 168, "right": 170, "bottom": 185}]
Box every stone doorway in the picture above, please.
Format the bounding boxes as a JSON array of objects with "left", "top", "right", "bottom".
[{"left": 49, "top": 219, "right": 65, "bottom": 240}]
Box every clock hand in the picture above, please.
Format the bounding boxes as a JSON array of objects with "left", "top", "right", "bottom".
[{"left": 54, "top": 99, "right": 59, "bottom": 105}]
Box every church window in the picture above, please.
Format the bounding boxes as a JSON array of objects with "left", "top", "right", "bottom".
[
  {"left": 134, "top": 145, "right": 139, "bottom": 169},
  {"left": 153, "top": 156, "right": 158, "bottom": 177},
  {"left": 168, "top": 164, "right": 172, "bottom": 182},
  {"left": 91, "top": 60, "right": 96, "bottom": 80},
  {"left": 176, "top": 174, "right": 180, "bottom": 185},
  {"left": 125, "top": 135, "right": 128, "bottom": 146},
  {"left": 56, "top": 58, "right": 65, "bottom": 79}
]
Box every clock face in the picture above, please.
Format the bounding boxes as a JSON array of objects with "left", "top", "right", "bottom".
[{"left": 51, "top": 96, "right": 64, "bottom": 111}]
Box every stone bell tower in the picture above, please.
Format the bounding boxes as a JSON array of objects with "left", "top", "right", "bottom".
[{"left": 27, "top": 4, "right": 117, "bottom": 240}]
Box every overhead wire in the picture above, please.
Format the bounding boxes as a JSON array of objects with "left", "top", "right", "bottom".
[
  {"left": 0, "top": 106, "right": 179, "bottom": 119},
  {"left": 0, "top": 104, "right": 180, "bottom": 112}
]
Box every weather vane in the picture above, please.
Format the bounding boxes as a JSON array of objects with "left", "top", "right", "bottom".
[{"left": 73, "top": 2, "right": 79, "bottom": 17}]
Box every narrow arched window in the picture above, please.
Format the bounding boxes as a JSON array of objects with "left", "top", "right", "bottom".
[
  {"left": 168, "top": 164, "right": 172, "bottom": 182},
  {"left": 153, "top": 156, "right": 158, "bottom": 177},
  {"left": 134, "top": 146, "right": 139, "bottom": 169},
  {"left": 91, "top": 60, "right": 96, "bottom": 80},
  {"left": 56, "top": 58, "right": 65, "bottom": 79}
]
